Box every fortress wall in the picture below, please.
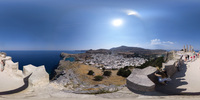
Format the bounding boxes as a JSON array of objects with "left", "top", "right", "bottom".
[
  {"left": 1, "top": 53, "right": 49, "bottom": 88},
  {"left": 126, "top": 78, "right": 155, "bottom": 92},
  {"left": 126, "top": 54, "right": 183, "bottom": 92},
  {"left": 163, "top": 56, "right": 184, "bottom": 77}
]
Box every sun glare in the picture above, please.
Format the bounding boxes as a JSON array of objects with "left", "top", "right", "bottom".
[{"left": 112, "top": 19, "right": 123, "bottom": 26}]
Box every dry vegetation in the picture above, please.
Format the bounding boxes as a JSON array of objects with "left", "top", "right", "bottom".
[{"left": 69, "top": 62, "right": 126, "bottom": 86}]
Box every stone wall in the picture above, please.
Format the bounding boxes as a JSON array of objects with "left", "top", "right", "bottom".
[
  {"left": 23, "top": 64, "right": 49, "bottom": 87},
  {"left": 126, "top": 66, "right": 157, "bottom": 92},
  {"left": 126, "top": 54, "right": 183, "bottom": 92},
  {"left": 162, "top": 56, "right": 184, "bottom": 77},
  {"left": 1, "top": 53, "right": 49, "bottom": 88}
]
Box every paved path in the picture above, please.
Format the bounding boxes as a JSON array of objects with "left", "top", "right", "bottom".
[{"left": 156, "top": 57, "right": 200, "bottom": 95}]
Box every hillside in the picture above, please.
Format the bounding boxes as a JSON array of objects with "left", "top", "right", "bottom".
[
  {"left": 84, "top": 46, "right": 166, "bottom": 56},
  {"left": 110, "top": 46, "right": 166, "bottom": 55}
]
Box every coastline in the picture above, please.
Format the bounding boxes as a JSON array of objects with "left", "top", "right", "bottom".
[{"left": 1, "top": 49, "right": 200, "bottom": 100}]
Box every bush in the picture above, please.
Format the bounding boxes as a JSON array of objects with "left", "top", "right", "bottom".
[
  {"left": 123, "top": 70, "right": 131, "bottom": 77},
  {"left": 94, "top": 75, "right": 103, "bottom": 81},
  {"left": 103, "top": 71, "right": 112, "bottom": 76},
  {"left": 117, "top": 68, "right": 131, "bottom": 77},
  {"left": 117, "top": 68, "right": 125, "bottom": 76},
  {"left": 88, "top": 70, "right": 94, "bottom": 75},
  {"left": 124, "top": 66, "right": 129, "bottom": 70},
  {"left": 102, "top": 67, "right": 105, "bottom": 72},
  {"left": 136, "top": 57, "right": 164, "bottom": 69},
  {"left": 124, "top": 66, "right": 134, "bottom": 70}
]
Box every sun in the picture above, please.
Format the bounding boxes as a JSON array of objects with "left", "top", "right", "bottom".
[{"left": 112, "top": 19, "right": 123, "bottom": 26}]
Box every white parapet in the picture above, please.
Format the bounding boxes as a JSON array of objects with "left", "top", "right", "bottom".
[
  {"left": 0, "top": 55, "right": 49, "bottom": 88},
  {"left": 23, "top": 64, "right": 49, "bottom": 87},
  {"left": 126, "top": 66, "right": 157, "bottom": 92}
]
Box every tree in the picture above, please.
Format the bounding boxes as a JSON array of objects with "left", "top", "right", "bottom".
[
  {"left": 117, "top": 68, "right": 131, "bottom": 77},
  {"left": 117, "top": 68, "right": 125, "bottom": 76},
  {"left": 103, "top": 71, "right": 112, "bottom": 76},
  {"left": 123, "top": 70, "right": 131, "bottom": 77},
  {"left": 102, "top": 67, "right": 105, "bottom": 72}
]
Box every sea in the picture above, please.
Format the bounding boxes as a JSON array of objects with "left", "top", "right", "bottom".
[{"left": 1, "top": 50, "right": 86, "bottom": 75}]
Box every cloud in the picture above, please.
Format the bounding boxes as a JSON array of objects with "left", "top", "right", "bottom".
[
  {"left": 163, "top": 41, "right": 174, "bottom": 44},
  {"left": 151, "top": 39, "right": 174, "bottom": 45},
  {"left": 123, "top": 9, "right": 140, "bottom": 18},
  {"left": 151, "top": 39, "right": 162, "bottom": 45}
]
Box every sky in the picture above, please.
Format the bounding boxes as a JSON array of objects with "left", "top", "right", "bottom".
[{"left": 0, "top": 0, "right": 200, "bottom": 50}]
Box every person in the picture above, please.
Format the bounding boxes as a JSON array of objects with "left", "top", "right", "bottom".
[
  {"left": 185, "top": 56, "right": 187, "bottom": 62},
  {"left": 187, "top": 55, "right": 190, "bottom": 60},
  {"left": 155, "top": 69, "right": 171, "bottom": 85},
  {"left": 1, "top": 60, "right": 4, "bottom": 72}
]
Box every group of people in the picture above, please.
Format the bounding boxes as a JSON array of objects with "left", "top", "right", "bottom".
[
  {"left": 154, "top": 69, "right": 171, "bottom": 85},
  {"left": 185, "top": 53, "right": 200, "bottom": 62}
]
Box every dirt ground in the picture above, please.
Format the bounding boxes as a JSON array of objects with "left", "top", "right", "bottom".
[{"left": 75, "top": 63, "right": 126, "bottom": 86}]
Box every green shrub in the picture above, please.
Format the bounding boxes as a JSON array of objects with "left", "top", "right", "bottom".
[
  {"left": 102, "top": 67, "right": 105, "bottom": 72},
  {"left": 123, "top": 70, "right": 131, "bottom": 77},
  {"left": 94, "top": 75, "right": 104, "bottom": 81},
  {"left": 117, "top": 68, "right": 125, "bottom": 76},
  {"left": 103, "top": 71, "right": 112, "bottom": 76},
  {"left": 117, "top": 68, "right": 131, "bottom": 77},
  {"left": 136, "top": 57, "right": 164, "bottom": 69},
  {"left": 88, "top": 70, "right": 94, "bottom": 75},
  {"left": 124, "top": 66, "right": 129, "bottom": 70}
]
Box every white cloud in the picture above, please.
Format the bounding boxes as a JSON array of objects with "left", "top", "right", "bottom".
[
  {"left": 163, "top": 41, "right": 174, "bottom": 44},
  {"left": 151, "top": 39, "right": 174, "bottom": 45},
  {"left": 151, "top": 39, "right": 162, "bottom": 45},
  {"left": 123, "top": 9, "right": 140, "bottom": 18}
]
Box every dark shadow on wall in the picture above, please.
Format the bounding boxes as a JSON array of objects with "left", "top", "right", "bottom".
[
  {"left": 0, "top": 73, "right": 32, "bottom": 95},
  {"left": 155, "top": 63, "right": 188, "bottom": 95}
]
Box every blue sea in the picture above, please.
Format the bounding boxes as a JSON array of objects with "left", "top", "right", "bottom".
[{"left": 1, "top": 50, "right": 85, "bottom": 75}]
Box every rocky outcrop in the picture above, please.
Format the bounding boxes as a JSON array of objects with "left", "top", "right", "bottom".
[
  {"left": 74, "top": 84, "right": 124, "bottom": 94},
  {"left": 23, "top": 64, "right": 49, "bottom": 87},
  {"left": 60, "top": 53, "right": 92, "bottom": 61},
  {"left": 126, "top": 66, "right": 157, "bottom": 92},
  {"left": 52, "top": 60, "right": 124, "bottom": 94}
]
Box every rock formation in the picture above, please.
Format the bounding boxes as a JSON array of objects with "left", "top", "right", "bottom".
[{"left": 52, "top": 59, "right": 124, "bottom": 94}]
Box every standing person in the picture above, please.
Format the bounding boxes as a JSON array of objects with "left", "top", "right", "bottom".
[
  {"left": 187, "top": 55, "right": 190, "bottom": 60},
  {"left": 1, "top": 60, "right": 4, "bottom": 72},
  {"left": 185, "top": 55, "right": 187, "bottom": 62},
  {"left": 196, "top": 54, "right": 198, "bottom": 59},
  {"left": 191, "top": 56, "right": 193, "bottom": 62}
]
